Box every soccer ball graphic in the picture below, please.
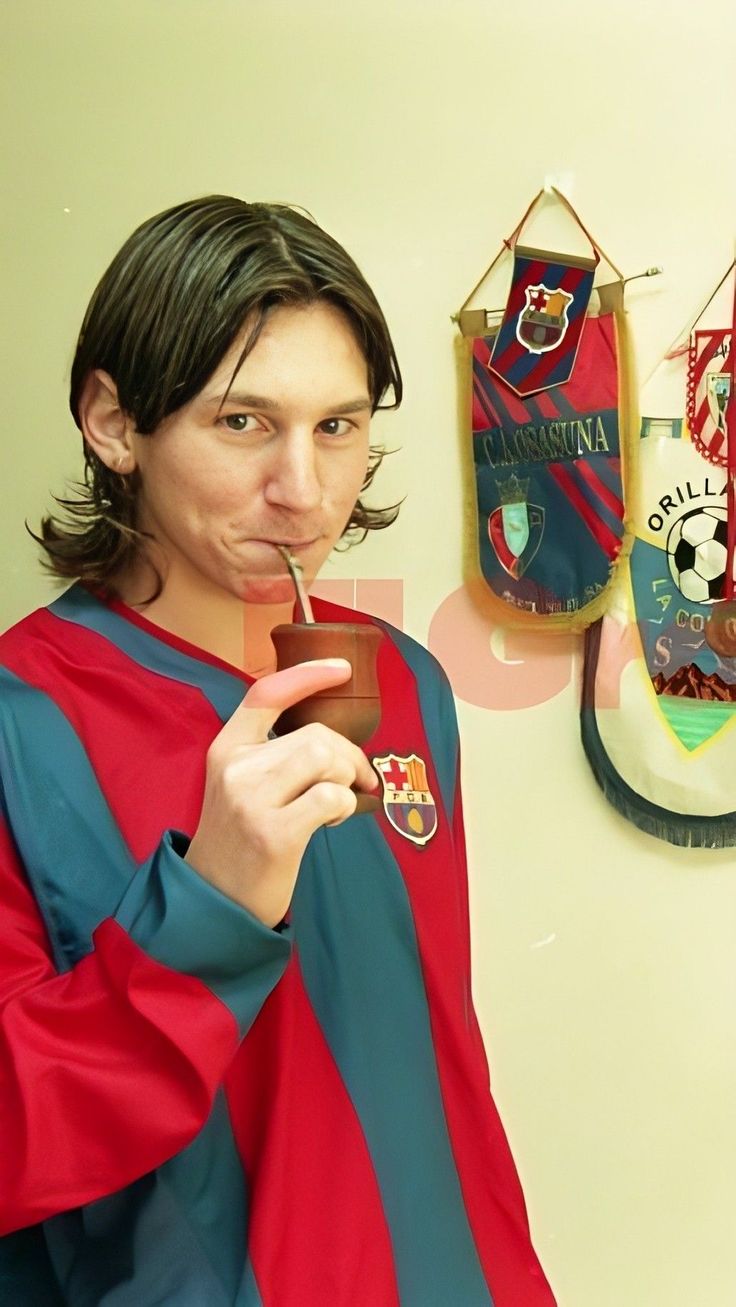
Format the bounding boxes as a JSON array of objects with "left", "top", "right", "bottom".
[{"left": 666, "top": 506, "right": 728, "bottom": 604}]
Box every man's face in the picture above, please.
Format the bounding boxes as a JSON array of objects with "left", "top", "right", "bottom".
[{"left": 128, "top": 300, "right": 373, "bottom": 604}]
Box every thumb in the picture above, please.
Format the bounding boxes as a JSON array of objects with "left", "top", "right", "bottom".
[{"left": 221, "top": 658, "right": 353, "bottom": 745}]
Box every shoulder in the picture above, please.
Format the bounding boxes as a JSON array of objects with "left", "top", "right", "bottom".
[
  {"left": 0, "top": 604, "right": 55, "bottom": 686},
  {"left": 0, "top": 610, "right": 56, "bottom": 787},
  {"left": 0, "top": 604, "right": 52, "bottom": 652},
  {"left": 0, "top": 588, "right": 74, "bottom": 657},
  {"left": 0, "top": 594, "right": 78, "bottom": 727}
]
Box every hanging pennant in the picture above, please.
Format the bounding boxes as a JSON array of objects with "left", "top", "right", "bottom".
[
  {"left": 456, "top": 187, "right": 635, "bottom": 630},
  {"left": 581, "top": 419, "right": 736, "bottom": 848},
  {"left": 687, "top": 329, "right": 731, "bottom": 465},
  {"left": 581, "top": 262, "right": 736, "bottom": 848},
  {"left": 488, "top": 246, "right": 597, "bottom": 396}
]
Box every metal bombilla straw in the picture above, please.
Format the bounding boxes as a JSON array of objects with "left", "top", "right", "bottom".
[{"left": 276, "top": 546, "right": 315, "bottom": 624}]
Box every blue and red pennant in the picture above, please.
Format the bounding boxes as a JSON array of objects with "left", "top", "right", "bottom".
[
  {"left": 470, "top": 312, "right": 627, "bottom": 616},
  {"left": 488, "top": 245, "right": 597, "bottom": 397}
]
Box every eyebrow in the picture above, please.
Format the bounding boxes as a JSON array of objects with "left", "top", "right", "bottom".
[{"left": 205, "top": 391, "right": 373, "bottom": 415}]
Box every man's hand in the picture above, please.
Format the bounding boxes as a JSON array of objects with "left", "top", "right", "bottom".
[{"left": 184, "top": 659, "right": 379, "bottom": 927}]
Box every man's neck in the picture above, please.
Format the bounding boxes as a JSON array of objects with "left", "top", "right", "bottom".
[{"left": 111, "top": 560, "right": 295, "bottom": 677}]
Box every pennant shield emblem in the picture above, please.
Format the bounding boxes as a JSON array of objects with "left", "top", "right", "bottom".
[
  {"left": 501, "top": 501, "right": 529, "bottom": 555},
  {"left": 372, "top": 753, "right": 438, "bottom": 846},
  {"left": 516, "top": 283, "right": 573, "bottom": 355},
  {"left": 487, "top": 473, "right": 544, "bottom": 579},
  {"left": 707, "top": 371, "right": 731, "bottom": 433}
]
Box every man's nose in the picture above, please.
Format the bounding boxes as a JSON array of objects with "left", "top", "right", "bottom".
[{"left": 263, "top": 432, "right": 322, "bottom": 513}]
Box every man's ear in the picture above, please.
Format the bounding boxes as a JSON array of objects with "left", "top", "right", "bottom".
[{"left": 77, "top": 369, "right": 136, "bottom": 473}]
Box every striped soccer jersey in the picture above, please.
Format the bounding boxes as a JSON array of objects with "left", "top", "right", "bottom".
[{"left": 0, "top": 582, "right": 556, "bottom": 1306}]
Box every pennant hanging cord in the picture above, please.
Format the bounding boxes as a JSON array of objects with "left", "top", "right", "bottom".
[
  {"left": 453, "top": 186, "right": 624, "bottom": 323},
  {"left": 657, "top": 260, "right": 736, "bottom": 368}
]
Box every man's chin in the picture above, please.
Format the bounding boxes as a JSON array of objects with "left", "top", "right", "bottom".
[{"left": 238, "top": 576, "right": 301, "bottom": 606}]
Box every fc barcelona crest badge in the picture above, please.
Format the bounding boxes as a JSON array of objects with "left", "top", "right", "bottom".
[
  {"left": 517, "top": 283, "right": 573, "bottom": 354},
  {"left": 372, "top": 753, "right": 438, "bottom": 846}
]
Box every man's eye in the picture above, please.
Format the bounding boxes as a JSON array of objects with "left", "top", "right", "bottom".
[
  {"left": 319, "top": 418, "right": 353, "bottom": 437},
  {"left": 221, "top": 414, "right": 259, "bottom": 433}
]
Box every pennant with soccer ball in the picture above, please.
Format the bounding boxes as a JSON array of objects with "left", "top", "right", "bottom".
[
  {"left": 456, "top": 187, "right": 637, "bottom": 630},
  {"left": 581, "top": 261, "right": 736, "bottom": 848}
]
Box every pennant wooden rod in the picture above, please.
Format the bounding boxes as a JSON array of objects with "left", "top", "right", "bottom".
[
  {"left": 623, "top": 266, "right": 664, "bottom": 285},
  {"left": 452, "top": 266, "right": 661, "bottom": 324}
]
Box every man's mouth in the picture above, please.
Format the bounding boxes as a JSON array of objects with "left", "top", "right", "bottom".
[{"left": 254, "top": 537, "right": 319, "bottom": 550}]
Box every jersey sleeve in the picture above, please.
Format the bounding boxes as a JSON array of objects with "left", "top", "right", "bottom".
[{"left": 0, "top": 802, "right": 291, "bottom": 1234}]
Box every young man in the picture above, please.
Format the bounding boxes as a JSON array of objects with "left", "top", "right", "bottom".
[{"left": 0, "top": 197, "right": 556, "bottom": 1305}]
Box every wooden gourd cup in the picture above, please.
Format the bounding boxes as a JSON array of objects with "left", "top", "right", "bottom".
[{"left": 270, "top": 623, "right": 383, "bottom": 815}]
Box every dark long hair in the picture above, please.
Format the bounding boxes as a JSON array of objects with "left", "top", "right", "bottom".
[{"left": 31, "top": 195, "right": 403, "bottom": 597}]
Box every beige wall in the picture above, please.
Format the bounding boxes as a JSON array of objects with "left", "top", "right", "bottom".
[{"left": 3, "top": 2, "right": 736, "bottom": 1302}]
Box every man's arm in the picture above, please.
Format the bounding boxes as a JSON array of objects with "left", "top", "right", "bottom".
[
  {"left": 0, "top": 656, "right": 378, "bottom": 1234},
  {"left": 0, "top": 812, "right": 291, "bottom": 1235}
]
